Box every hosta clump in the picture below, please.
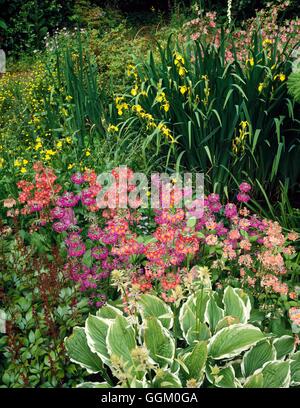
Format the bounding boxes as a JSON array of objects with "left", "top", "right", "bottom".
[{"left": 65, "top": 286, "right": 300, "bottom": 388}]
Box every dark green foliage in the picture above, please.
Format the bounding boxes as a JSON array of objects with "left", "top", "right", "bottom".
[
  {"left": 0, "top": 236, "right": 89, "bottom": 387},
  {"left": 0, "top": 0, "right": 75, "bottom": 55}
]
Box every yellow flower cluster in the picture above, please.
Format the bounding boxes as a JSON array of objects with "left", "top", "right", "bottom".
[
  {"left": 127, "top": 64, "right": 140, "bottom": 97},
  {"left": 263, "top": 38, "right": 273, "bottom": 47},
  {"left": 131, "top": 103, "right": 175, "bottom": 143},
  {"left": 107, "top": 124, "right": 119, "bottom": 133},
  {"left": 115, "top": 96, "right": 129, "bottom": 116},
  {"left": 232, "top": 121, "right": 250, "bottom": 155},
  {"left": 155, "top": 88, "right": 170, "bottom": 112},
  {"left": 246, "top": 58, "right": 254, "bottom": 67},
  {"left": 173, "top": 51, "right": 188, "bottom": 77}
]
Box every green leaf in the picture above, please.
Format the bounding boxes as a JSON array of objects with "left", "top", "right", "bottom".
[
  {"left": 243, "top": 372, "right": 264, "bottom": 388},
  {"left": 205, "top": 295, "right": 224, "bottom": 333},
  {"left": 0, "top": 19, "right": 8, "bottom": 30},
  {"left": 106, "top": 315, "right": 136, "bottom": 367},
  {"left": 138, "top": 294, "right": 173, "bottom": 329},
  {"left": 260, "top": 361, "right": 290, "bottom": 388},
  {"left": 215, "top": 316, "right": 240, "bottom": 332},
  {"left": 186, "top": 216, "right": 197, "bottom": 228},
  {"left": 290, "top": 352, "right": 300, "bottom": 385},
  {"left": 82, "top": 249, "right": 92, "bottom": 267},
  {"left": 182, "top": 341, "right": 207, "bottom": 383},
  {"left": 208, "top": 324, "right": 265, "bottom": 360},
  {"left": 242, "top": 340, "right": 276, "bottom": 377},
  {"left": 273, "top": 336, "right": 295, "bottom": 360},
  {"left": 65, "top": 327, "right": 103, "bottom": 373},
  {"left": 179, "top": 289, "right": 210, "bottom": 344},
  {"left": 144, "top": 317, "right": 175, "bottom": 368},
  {"left": 207, "top": 365, "right": 238, "bottom": 388},
  {"left": 186, "top": 322, "right": 211, "bottom": 345},
  {"left": 153, "top": 371, "right": 182, "bottom": 388},
  {"left": 85, "top": 315, "right": 110, "bottom": 365},
  {"left": 223, "top": 286, "right": 250, "bottom": 324},
  {"left": 96, "top": 304, "right": 122, "bottom": 319},
  {"left": 76, "top": 382, "right": 110, "bottom": 388}
]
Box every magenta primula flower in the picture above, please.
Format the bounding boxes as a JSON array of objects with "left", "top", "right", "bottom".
[
  {"left": 57, "top": 191, "right": 80, "bottom": 207},
  {"left": 65, "top": 232, "right": 82, "bottom": 248},
  {"left": 71, "top": 172, "right": 85, "bottom": 185},
  {"left": 52, "top": 221, "right": 69, "bottom": 233},
  {"left": 207, "top": 193, "right": 220, "bottom": 203},
  {"left": 239, "top": 182, "right": 252, "bottom": 193},
  {"left": 237, "top": 192, "right": 251, "bottom": 203},
  {"left": 30, "top": 203, "right": 43, "bottom": 212},
  {"left": 51, "top": 206, "right": 66, "bottom": 219},
  {"left": 87, "top": 225, "right": 103, "bottom": 240},
  {"left": 101, "top": 231, "right": 118, "bottom": 245},
  {"left": 225, "top": 203, "right": 238, "bottom": 218},
  {"left": 91, "top": 246, "right": 109, "bottom": 260},
  {"left": 62, "top": 208, "right": 77, "bottom": 227},
  {"left": 67, "top": 243, "right": 86, "bottom": 257},
  {"left": 81, "top": 189, "right": 96, "bottom": 206}
]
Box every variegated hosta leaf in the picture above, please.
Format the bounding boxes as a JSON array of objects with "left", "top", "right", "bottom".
[
  {"left": 206, "top": 365, "right": 238, "bottom": 388},
  {"left": 143, "top": 317, "right": 175, "bottom": 368},
  {"left": 96, "top": 304, "right": 122, "bottom": 319},
  {"left": 171, "top": 359, "right": 180, "bottom": 375},
  {"left": 241, "top": 340, "right": 276, "bottom": 378},
  {"left": 215, "top": 316, "right": 240, "bottom": 332},
  {"left": 290, "top": 351, "right": 300, "bottom": 386},
  {"left": 234, "top": 288, "right": 251, "bottom": 314},
  {"left": 179, "top": 289, "right": 210, "bottom": 344},
  {"left": 85, "top": 315, "right": 110, "bottom": 365},
  {"left": 130, "top": 377, "right": 149, "bottom": 388},
  {"left": 76, "top": 382, "right": 110, "bottom": 388},
  {"left": 64, "top": 327, "right": 103, "bottom": 373},
  {"left": 153, "top": 371, "right": 182, "bottom": 388},
  {"left": 205, "top": 294, "right": 224, "bottom": 333},
  {"left": 258, "top": 361, "right": 291, "bottom": 388},
  {"left": 182, "top": 341, "right": 207, "bottom": 384},
  {"left": 138, "top": 294, "right": 173, "bottom": 329},
  {"left": 222, "top": 286, "right": 250, "bottom": 324},
  {"left": 208, "top": 323, "right": 265, "bottom": 360},
  {"left": 273, "top": 335, "right": 295, "bottom": 360},
  {"left": 243, "top": 372, "right": 264, "bottom": 388},
  {"left": 106, "top": 315, "right": 136, "bottom": 367},
  {"left": 186, "top": 322, "right": 211, "bottom": 345},
  {"left": 245, "top": 361, "right": 291, "bottom": 388}
]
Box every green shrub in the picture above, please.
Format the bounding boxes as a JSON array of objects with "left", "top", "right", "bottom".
[
  {"left": 0, "top": 237, "right": 89, "bottom": 387},
  {"left": 0, "top": 0, "right": 75, "bottom": 55}
]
